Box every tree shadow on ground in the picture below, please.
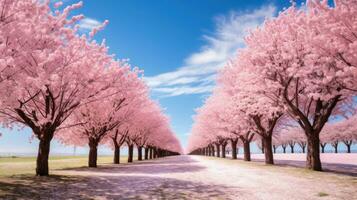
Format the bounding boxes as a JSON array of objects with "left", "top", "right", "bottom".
[
  {"left": 62, "top": 155, "right": 205, "bottom": 174},
  {"left": 246, "top": 157, "right": 357, "bottom": 177},
  {"left": 0, "top": 174, "right": 242, "bottom": 200}
]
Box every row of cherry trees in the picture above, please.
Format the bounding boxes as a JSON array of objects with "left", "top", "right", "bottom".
[
  {"left": 0, "top": 0, "right": 181, "bottom": 176},
  {"left": 188, "top": 0, "right": 357, "bottom": 171},
  {"left": 273, "top": 116, "right": 357, "bottom": 154}
]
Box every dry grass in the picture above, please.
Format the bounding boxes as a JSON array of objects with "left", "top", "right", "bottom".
[{"left": 0, "top": 155, "right": 127, "bottom": 177}]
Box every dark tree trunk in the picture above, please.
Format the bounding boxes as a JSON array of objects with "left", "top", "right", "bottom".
[
  {"left": 36, "top": 136, "right": 52, "bottom": 176},
  {"left": 243, "top": 141, "right": 251, "bottom": 161},
  {"left": 343, "top": 140, "right": 352, "bottom": 153},
  {"left": 128, "top": 144, "right": 134, "bottom": 163},
  {"left": 88, "top": 139, "right": 98, "bottom": 168},
  {"left": 332, "top": 142, "right": 338, "bottom": 153},
  {"left": 215, "top": 143, "right": 220, "bottom": 158},
  {"left": 149, "top": 147, "right": 153, "bottom": 159},
  {"left": 282, "top": 145, "right": 287, "bottom": 153},
  {"left": 138, "top": 146, "right": 143, "bottom": 160},
  {"left": 289, "top": 144, "right": 295, "bottom": 153},
  {"left": 231, "top": 139, "right": 238, "bottom": 159},
  {"left": 153, "top": 148, "right": 156, "bottom": 158},
  {"left": 211, "top": 146, "right": 215, "bottom": 157},
  {"left": 273, "top": 145, "right": 276, "bottom": 154},
  {"left": 346, "top": 143, "right": 351, "bottom": 153},
  {"left": 114, "top": 145, "right": 120, "bottom": 164},
  {"left": 320, "top": 143, "right": 326, "bottom": 153},
  {"left": 263, "top": 136, "right": 274, "bottom": 165},
  {"left": 145, "top": 147, "right": 149, "bottom": 159},
  {"left": 221, "top": 143, "right": 227, "bottom": 158},
  {"left": 299, "top": 143, "right": 306, "bottom": 153},
  {"left": 307, "top": 134, "right": 322, "bottom": 171},
  {"left": 261, "top": 138, "right": 265, "bottom": 153},
  {"left": 283, "top": 88, "right": 340, "bottom": 171}
]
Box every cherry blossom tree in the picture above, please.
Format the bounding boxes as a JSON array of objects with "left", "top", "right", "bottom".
[
  {"left": 218, "top": 52, "right": 285, "bottom": 165},
  {"left": 0, "top": 0, "right": 122, "bottom": 176},
  {"left": 130, "top": 102, "right": 169, "bottom": 161},
  {"left": 107, "top": 129, "right": 127, "bottom": 164},
  {"left": 56, "top": 64, "right": 149, "bottom": 167},
  {"left": 227, "top": 1, "right": 356, "bottom": 170},
  {"left": 0, "top": 0, "right": 183, "bottom": 174},
  {"left": 334, "top": 115, "right": 357, "bottom": 153},
  {"left": 319, "top": 114, "right": 357, "bottom": 154}
]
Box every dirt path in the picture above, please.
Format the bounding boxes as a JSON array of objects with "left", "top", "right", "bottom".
[{"left": 0, "top": 155, "right": 356, "bottom": 199}]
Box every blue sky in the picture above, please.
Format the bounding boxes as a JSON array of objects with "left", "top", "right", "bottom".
[{"left": 0, "top": 0, "right": 319, "bottom": 155}]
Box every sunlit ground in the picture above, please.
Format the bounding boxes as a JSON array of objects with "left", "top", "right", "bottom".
[{"left": 0, "top": 155, "right": 356, "bottom": 199}]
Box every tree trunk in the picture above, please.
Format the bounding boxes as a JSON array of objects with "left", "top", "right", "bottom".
[
  {"left": 138, "top": 146, "right": 143, "bottom": 160},
  {"left": 263, "top": 136, "right": 274, "bottom": 165},
  {"left": 88, "top": 139, "right": 98, "bottom": 168},
  {"left": 290, "top": 144, "right": 294, "bottom": 153},
  {"left": 282, "top": 145, "right": 286, "bottom": 153},
  {"left": 332, "top": 142, "right": 338, "bottom": 153},
  {"left": 152, "top": 147, "right": 157, "bottom": 158},
  {"left": 215, "top": 143, "right": 220, "bottom": 158},
  {"left": 114, "top": 145, "right": 120, "bottom": 164},
  {"left": 346, "top": 144, "right": 351, "bottom": 153},
  {"left": 149, "top": 147, "right": 153, "bottom": 159},
  {"left": 273, "top": 145, "right": 276, "bottom": 154},
  {"left": 221, "top": 143, "right": 227, "bottom": 158},
  {"left": 320, "top": 143, "right": 326, "bottom": 153},
  {"left": 128, "top": 144, "right": 134, "bottom": 163},
  {"left": 36, "top": 136, "right": 51, "bottom": 176},
  {"left": 145, "top": 147, "right": 149, "bottom": 159},
  {"left": 307, "top": 134, "right": 322, "bottom": 171},
  {"left": 243, "top": 141, "right": 251, "bottom": 161},
  {"left": 299, "top": 144, "right": 306, "bottom": 153},
  {"left": 261, "top": 138, "right": 265, "bottom": 153},
  {"left": 231, "top": 139, "right": 238, "bottom": 159}
]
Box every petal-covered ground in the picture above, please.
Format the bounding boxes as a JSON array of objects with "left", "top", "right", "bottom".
[{"left": 0, "top": 155, "right": 356, "bottom": 200}]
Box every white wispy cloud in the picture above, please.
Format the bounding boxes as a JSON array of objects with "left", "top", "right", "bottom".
[
  {"left": 78, "top": 18, "right": 102, "bottom": 31},
  {"left": 145, "top": 5, "right": 277, "bottom": 97},
  {"left": 153, "top": 85, "right": 214, "bottom": 97}
]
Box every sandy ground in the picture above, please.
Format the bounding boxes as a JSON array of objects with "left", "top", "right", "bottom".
[{"left": 0, "top": 155, "right": 356, "bottom": 200}]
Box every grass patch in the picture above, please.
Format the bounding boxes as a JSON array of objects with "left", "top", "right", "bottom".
[
  {"left": 317, "top": 192, "right": 329, "bottom": 197},
  {"left": 0, "top": 155, "right": 128, "bottom": 177}
]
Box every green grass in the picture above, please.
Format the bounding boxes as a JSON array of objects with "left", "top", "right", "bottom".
[{"left": 0, "top": 155, "right": 128, "bottom": 177}]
